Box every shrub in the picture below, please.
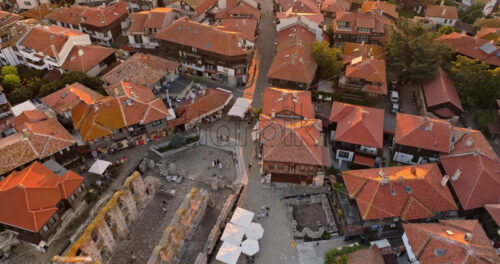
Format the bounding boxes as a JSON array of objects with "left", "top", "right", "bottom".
[
  {"left": 322, "top": 231, "right": 331, "bottom": 240},
  {"left": 169, "top": 133, "right": 187, "bottom": 148},
  {"left": 476, "top": 109, "right": 493, "bottom": 135}
]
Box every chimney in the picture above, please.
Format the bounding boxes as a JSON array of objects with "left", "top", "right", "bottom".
[
  {"left": 50, "top": 44, "right": 60, "bottom": 62},
  {"left": 93, "top": 104, "right": 99, "bottom": 112},
  {"left": 440, "top": 0, "right": 444, "bottom": 6},
  {"left": 441, "top": 7, "right": 447, "bottom": 17},
  {"left": 461, "top": 31, "right": 466, "bottom": 37},
  {"left": 465, "top": 137, "right": 473, "bottom": 147},
  {"left": 441, "top": 174, "right": 449, "bottom": 187},
  {"left": 410, "top": 166, "right": 417, "bottom": 175},
  {"left": 378, "top": 168, "right": 386, "bottom": 177},
  {"left": 314, "top": 139, "right": 319, "bottom": 145},
  {"left": 464, "top": 233, "right": 472, "bottom": 242},
  {"left": 451, "top": 169, "right": 461, "bottom": 181},
  {"left": 271, "top": 109, "right": 276, "bottom": 118},
  {"left": 426, "top": 122, "right": 434, "bottom": 132},
  {"left": 380, "top": 176, "right": 390, "bottom": 186}
]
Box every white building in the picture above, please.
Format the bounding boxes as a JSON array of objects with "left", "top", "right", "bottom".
[
  {"left": 125, "top": 7, "right": 175, "bottom": 49},
  {"left": 16, "top": 0, "right": 50, "bottom": 10},
  {"left": 425, "top": 3, "right": 459, "bottom": 26}
]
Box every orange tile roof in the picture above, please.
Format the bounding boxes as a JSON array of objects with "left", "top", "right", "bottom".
[
  {"left": 128, "top": 8, "right": 175, "bottom": 34},
  {"left": 0, "top": 133, "right": 39, "bottom": 175},
  {"left": 276, "top": 12, "right": 324, "bottom": 25},
  {"left": 0, "top": 11, "right": 23, "bottom": 26},
  {"left": 21, "top": 4, "right": 58, "bottom": 20},
  {"left": 73, "top": 97, "right": 125, "bottom": 141},
  {"left": 476, "top": 27, "right": 500, "bottom": 45},
  {"left": 440, "top": 128, "right": 500, "bottom": 210},
  {"left": 345, "top": 57, "right": 387, "bottom": 94},
  {"left": 343, "top": 163, "right": 458, "bottom": 220},
  {"left": 0, "top": 162, "right": 84, "bottom": 232},
  {"left": 423, "top": 68, "right": 463, "bottom": 116},
  {"left": 485, "top": 204, "right": 500, "bottom": 226},
  {"left": 219, "top": 18, "right": 258, "bottom": 42},
  {"left": 334, "top": 11, "right": 393, "bottom": 42},
  {"left": 426, "top": 4, "right": 458, "bottom": 19},
  {"left": 276, "top": 25, "right": 316, "bottom": 51},
  {"left": 330, "top": 102, "right": 384, "bottom": 148},
  {"left": 321, "top": 0, "right": 350, "bottom": 13},
  {"left": 155, "top": 18, "right": 248, "bottom": 57},
  {"left": 403, "top": 220, "right": 500, "bottom": 264},
  {"left": 262, "top": 87, "right": 315, "bottom": 119},
  {"left": 215, "top": 1, "right": 261, "bottom": 19},
  {"left": 342, "top": 42, "right": 386, "bottom": 62},
  {"left": 277, "top": 0, "right": 320, "bottom": 13},
  {"left": 394, "top": 113, "right": 452, "bottom": 153},
  {"left": 267, "top": 45, "right": 317, "bottom": 84},
  {"left": 20, "top": 25, "right": 86, "bottom": 58},
  {"left": 437, "top": 32, "right": 500, "bottom": 67},
  {"left": 474, "top": 18, "right": 500, "bottom": 28},
  {"left": 183, "top": 0, "right": 217, "bottom": 15},
  {"left": 100, "top": 53, "right": 179, "bottom": 87},
  {"left": 361, "top": 1, "right": 398, "bottom": 19},
  {"left": 60, "top": 45, "right": 115, "bottom": 73},
  {"left": 41, "top": 82, "right": 104, "bottom": 114},
  {"left": 173, "top": 88, "right": 232, "bottom": 125},
  {"left": 347, "top": 246, "right": 385, "bottom": 264},
  {"left": 46, "top": 1, "right": 128, "bottom": 28},
  {"left": 259, "top": 114, "right": 330, "bottom": 166}
]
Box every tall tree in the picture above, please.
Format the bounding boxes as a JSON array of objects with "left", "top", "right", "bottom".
[
  {"left": 459, "top": 3, "right": 484, "bottom": 24},
  {"left": 385, "top": 19, "right": 451, "bottom": 82},
  {"left": 1, "top": 66, "right": 17, "bottom": 76},
  {"left": 1, "top": 74, "right": 21, "bottom": 93},
  {"left": 311, "top": 41, "right": 343, "bottom": 82}
]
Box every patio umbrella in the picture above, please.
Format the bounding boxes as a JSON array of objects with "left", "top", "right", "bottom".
[
  {"left": 216, "top": 242, "right": 242, "bottom": 264},
  {"left": 241, "top": 239, "right": 259, "bottom": 256},
  {"left": 88, "top": 159, "right": 112, "bottom": 175},
  {"left": 244, "top": 222, "right": 264, "bottom": 240},
  {"left": 230, "top": 207, "right": 254, "bottom": 229},
  {"left": 221, "top": 223, "right": 245, "bottom": 245}
]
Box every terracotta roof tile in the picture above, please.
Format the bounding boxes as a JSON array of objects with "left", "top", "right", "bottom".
[
  {"left": 21, "top": 4, "right": 58, "bottom": 20},
  {"left": 394, "top": 113, "right": 452, "bottom": 153},
  {"left": 342, "top": 42, "right": 385, "bottom": 62},
  {"left": 476, "top": 27, "right": 500, "bottom": 45},
  {"left": 403, "top": 220, "right": 500, "bottom": 264},
  {"left": 128, "top": 8, "right": 174, "bottom": 34},
  {"left": 334, "top": 11, "right": 392, "bottom": 41},
  {"left": 41, "top": 82, "right": 103, "bottom": 114},
  {"left": 0, "top": 134, "right": 39, "bottom": 175},
  {"left": 219, "top": 18, "right": 258, "bottom": 42},
  {"left": 345, "top": 57, "right": 387, "bottom": 94},
  {"left": 347, "top": 246, "right": 385, "bottom": 264},
  {"left": 277, "top": 0, "right": 320, "bottom": 13},
  {"left": 155, "top": 18, "right": 248, "bottom": 57},
  {"left": 267, "top": 45, "right": 317, "bottom": 84},
  {"left": 474, "top": 18, "right": 500, "bottom": 28},
  {"left": 183, "top": 0, "right": 217, "bottom": 15},
  {"left": 426, "top": 4, "right": 458, "bottom": 19},
  {"left": 440, "top": 128, "right": 500, "bottom": 210},
  {"left": 215, "top": 1, "right": 261, "bottom": 19},
  {"left": 173, "top": 88, "right": 232, "bottom": 125},
  {"left": 330, "top": 102, "right": 384, "bottom": 148},
  {"left": 423, "top": 68, "right": 463, "bottom": 117},
  {"left": 0, "top": 162, "right": 84, "bottom": 232},
  {"left": 361, "top": 1, "right": 398, "bottom": 19},
  {"left": 0, "top": 11, "right": 23, "bottom": 26},
  {"left": 276, "top": 12, "right": 324, "bottom": 25},
  {"left": 437, "top": 32, "right": 500, "bottom": 67},
  {"left": 262, "top": 87, "right": 315, "bottom": 119},
  {"left": 20, "top": 25, "right": 86, "bottom": 58},
  {"left": 46, "top": 1, "right": 128, "bottom": 28},
  {"left": 321, "top": 0, "right": 350, "bottom": 13},
  {"left": 343, "top": 163, "right": 458, "bottom": 220},
  {"left": 101, "top": 53, "right": 179, "bottom": 87},
  {"left": 60, "top": 45, "right": 115, "bottom": 73},
  {"left": 485, "top": 204, "right": 500, "bottom": 226},
  {"left": 276, "top": 25, "right": 316, "bottom": 51}
]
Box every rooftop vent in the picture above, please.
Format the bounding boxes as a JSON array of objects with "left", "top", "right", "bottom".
[
  {"left": 426, "top": 122, "right": 434, "bottom": 132},
  {"left": 465, "top": 137, "right": 473, "bottom": 147},
  {"left": 451, "top": 169, "right": 461, "bottom": 181},
  {"left": 61, "top": 91, "right": 69, "bottom": 99},
  {"left": 410, "top": 166, "right": 417, "bottom": 175},
  {"left": 434, "top": 249, "right": 446, "bottom": 256},
  {"left": 405, "top": 186, "right": 412, "bottom": 193},
  {"left": 378, "top": 168, "right": 386, "bottom": 177},
  {"left": 445, "top": 230, "right": 454, "bottom": 236},
  {"left": 380, "top": 176, "right": 390, "bottom": 186},
  {"left": 464, "top": 233, "right": 472, "bottom": 242},
  {"left": 390, "top": 188, "right": 396, "bottom": 195},
  {"left": 441, "top": 174, "right": 449, "bottom": 187}
]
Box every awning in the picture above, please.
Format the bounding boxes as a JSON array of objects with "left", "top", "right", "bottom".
[
  {"left": 230, "top": 207, "right": 254, "bottom": 229},
  {"left": 353, "top": 155, "right": 375, "bottom": 167},
  {"left": 216, "top": 242, "right": 241, "bottom": 264},
  {"left": 241, "top": 239, "right": 259, "bottom": 256},
  {"left": 88, "top": 159, "right": 112, "bottom": 175},
  {"left": 244, "top": 222, "right": 263, "bottom": 240},
  {"left": 221, "top": 223, "right": 245, "bottom": 245},
  {"left": 228, "top": 97, "right": 252, "bottom": 118}
]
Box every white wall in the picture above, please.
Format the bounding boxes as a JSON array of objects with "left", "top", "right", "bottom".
[
  {"left": 277, "top": 16, "right": 323, "bottom": 41},
  {"left": 428, "top": 16, "right": 457, "bottom": 26},
  {"left": 16, "top": 0, "right": 39, "bottom": 10},
  {"left": 0, "top": 47, "right": 22, "bottom": 66},
  {"left": 336, "top": 149, "right": 354, "bottom": 161}
]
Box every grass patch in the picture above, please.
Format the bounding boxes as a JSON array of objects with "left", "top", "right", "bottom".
[{"left": 157, "top": 136, "right": 199, "bottom": 153}]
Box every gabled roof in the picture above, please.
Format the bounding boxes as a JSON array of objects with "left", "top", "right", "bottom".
[
  {"left": 440, "top": 128, "right": 500, "bottom": 210},
  {"left": 485, "top": 204, "right": 500, "bottom": 226},
  {"left": 476, "top": 27, "right": 500, "bottom": 45},
  {"left": 403, "top": 220, "right": 500, "bottom": 264},
  {"left": 347, "top": 246, "right": 385, "bottom": 264},
  {"left": 276, "top": 24, "right": 316, "bottom": 51},
  {"left": 277, "top": 0, "right": 320, "bottom": 13},
  {"left": 182, "top": 0, "right": 217, "bottom": 15},
  {"left": 474, "top": 18, "right": 500, "bottom": 28},
  {"left": 219, "top": 18, "right": 258, "bottom": 42},
  {"left": 259, "top": 114, "right": 329, "bottom": 166},
  {"left": 276, "top": 11, "right": 324, "bottom": 25},
  {"left": 155, "top": 18, "right": 248, "bottom": 57},
  {"left": 0, "top": 162, "right": 84, "bottom": 232},
  {"left": 361, "top": 1, "right": 398, "bottom": 19},
  {"left": 321, "top": 0, "right": 350, "bottom": 13},
  {"left": 262, "top": 87, "right": 315, "bottom": 119},
  {"left": 343, "top": 163, "right": 458, "bottom": 220},
  {"left": 46, "top": 1, "right": 128, "bottom": 28},
  {"left": 42, "top": 82, "right": 103, "bottom": 114},
  {"left": 21, "top": 4, "right": 58, "bottom": 20},
  {"left": 267, "top": 44, "right": 317, "bottom": 84},
  {"left": 437, "top": 32, "right": 500, "bottom": 67},
  {"left": 100, "top": 53, "right": 179, "bottom": 87},
  {"left": 423, "top": 68, "right": 463, "bottom": 117},
  {"left": 394, "top": 113, "right": 452, "bottom": 153},
  {"left": 0, "top": 133, "right": 39, "bottom": 175},
  {"left": 335, "top": 11, "right": 393, "bottom": 32},
  {"left": 425, "top": 4, "right": 458, "bottom": 19},
  {"left": 342, "top": 42, "right": 385, "bottom": 62},
  {"left": 0, "top": 11, "right": 23, "bottom": 27},
  {"left": 172, "top": 88, "right": 232, "bottom": 126},
  {"left": 20, "top": 25, "right": 86, "bottom": 58},
  {"left": 128, "top": 8, "right": 175, "bottom": 34},
  {"left": 215, "top": 1, "right": 261, "bottom": 19},
  {"left": 329, "top": 102, "right": 384, "bottom": 148},
  {"left": 345, "top": 57, "right": 387, "bottom": 94},
  {"left": 60, "top": 45, "right": 115, "bottom": 73}
]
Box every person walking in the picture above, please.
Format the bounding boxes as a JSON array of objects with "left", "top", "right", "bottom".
[{"left": 130, "top": 250, "right": 136, "bottom": 263}]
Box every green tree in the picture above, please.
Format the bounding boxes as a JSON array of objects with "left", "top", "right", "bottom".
[
  {"left": 438, "top": 25, "right": 455, "bottom": 35},
  {"left": 1, "top": 74, "right": 21, "bottom": 93},
  {"left": 25, "top": 77, "right": 46, "bottom": 96},
  {"left": 17, "top": 64, "right": 45, "bottom": 80},
  {"left": 325, "top": 24, "right": 335, "bottom": 45},
  {"left": 1, "top": 66, "right": 18, "bottom": 76},
  {"left": 385, "top": 19, "right": 451, "bottom": 82},
  {"left": 311, "top": 41, "right": 343, "bottom": 82},
  {"left": 8, "top": 87, "right": 33, "bottom": 105},
  {"left": 169, "top": 133, "right": 186, "bottom": 148},
  {"left": 38, "top": 71, "right": 105, "bottom": 97},
  {"left": 459, "top": 3, "right": 485, "bottom": 24}
]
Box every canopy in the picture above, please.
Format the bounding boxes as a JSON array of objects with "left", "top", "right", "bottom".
[
  {"left": 88, "top": 159, "right": 112, "bottom": 175},
  {"left": 216, "top": 242, "right": 242, "bottom": 264},
  {"left": 244, "top": 222, "right": 264, "bottom": 240},
  {"left": 228, "top": 97, "right": 252, "bottom": 118},
  {"left": 221, "top": 223, "right": 245, "bottom": 245},
  {"left": 241, "top": 239, "right": 259, "bottom": 256},
  {"left": 230, "top": 207, "right": 254, "bottom": 229}
]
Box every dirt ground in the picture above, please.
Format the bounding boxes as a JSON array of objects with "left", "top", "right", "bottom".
[{"left": 292, "top": 203, "right": 328, "bottom": 232}]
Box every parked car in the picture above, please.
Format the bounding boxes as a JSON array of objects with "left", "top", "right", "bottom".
[
  {"left": 392, "top": 103, "right": 399, "bottom": 113},
  {"left": 390, "top": 91, "right": 399, "bottom": 103}
]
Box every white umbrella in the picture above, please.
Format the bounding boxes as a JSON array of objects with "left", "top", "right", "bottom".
[
  {"left": 230, "top": 207, "right": 254, "bottom": 229},
  {"left": 88, "top": 159, "right": 112, "bottom": 175},
  {"left": 221, "top": 223, "right": 245, "bottom": 245},
  {"left": 244, "top": 222, "right": 264, "bottom": 240},
  {"left": 241, "top": 239, "right": 259, "bottom": 256},
  {"left": 216, "top": 242, "right": 242, "bottom": 264}
]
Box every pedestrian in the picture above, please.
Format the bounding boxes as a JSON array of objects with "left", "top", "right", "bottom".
[
  {"left": 130, "top": 250, "right": 136, "bottom": 262},
  {"left": 266, "top": 210, "right": 269, "bottom": 217},
  {"left": 162, "top": 207, "right": 167, "bottom": 213},
  {"left": 219, "top": 162, "right": 223, "bottom": 169},
  {"left": 248, "top": 163, "right": 252, "bottom": 170},
  {"left": 211, "top": 160, "right": 215, "bottom": 167}
]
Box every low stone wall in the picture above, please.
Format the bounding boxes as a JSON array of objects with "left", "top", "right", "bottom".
[
  {"left": 147, "top": 187, "right": 208, "bottom": 264},
  {"left": 150, "top": 133, "right": 199, "bottom": 158},
  {"left": 203, "top": 193, "right": 238, "bottom": 255}
]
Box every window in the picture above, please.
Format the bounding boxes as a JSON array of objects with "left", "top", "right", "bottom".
[
  {"left": 357, "top": 34, "right": 369, "bottom": 42},
  {"left": 149, "top": 36, "right": 158, "bottom": 43},
  {"left": 48, "top": 217, "right": 56, "bottom": 225},
  {"left": 77, "top": 186, "right": 83, "bottom": 193},
  {"left": 444, "top": 19, "right": 448, "bottom": 24},
  {"left": 338, "top": 150, "right": 350, "bottom": 159},
  {"left": 42, "top": 225, "right": 49, "bottom": 232},
  {"left": 152, "top": 120, "right": 162, "bottom": 126},
  {"left": 391, "top": 189, "right": 396, "bottom": 195},
  {"left": 434, "top": 249, "right": 446, "bottom": 256},
  {"left": 192, "top": 47, "right": 197, "bottom": 52},
  {"left": 268, "top": 163, "right": 274, "bottom": 169},
  {"left": 24, "top": 1, "right": 31, "bottom": 6},
  {"left": 70, "top": 194, "right": 76, "bottom": 200},
  {"left": 278, "top": 163, "right": 283, "bottom": 169},
  {"left": 357, "top": 27, "right": 371, "bottom": 32},
  {"left": 309, "top": 166, "right": 314, "bottom": 172},
  {"left": 289, "top": 164, "right": 295, "bottom": 172},
  {"left": 300, "top": 165, "right": 305, "bottom": 171},
  {"left": 133, "top": 35, "right": 142, "bottom": 44},
  {"left": 405, "top": 186, "right": 412, "bottom": 193}
]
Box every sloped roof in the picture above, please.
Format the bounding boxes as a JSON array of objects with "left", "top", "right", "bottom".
[
  {"left": 474, "top": 18, "right": 500, "bottom": 28},
  {"left": 343, "top": 163, "right": 458, "bottom": 220},
  {"left": 100, "top": 53, "right": 179, "bottom": 87},
  {"left": 329, "top": 102, "right": 384, "bottom": 148},
  {"left": 267, "top": 45, "right": 317, "bottom": 84},
  {"left": 426, "top": 4, "right": 458, "bottom": 19},
  {"left": 156, "top": 18, "right": 248, "bottom": 57},
  {"left": 215, "top": 1, "right": 261, "bottom": 19},
  {"left": 172, "top": 88, "right": 232, "bottom": 126},
  {"left": 361, "top": 1, "right": 398, "bottom": 19},
  {"left": 437, "top": 32, "right": 500, "bottom": 67},
  {"left": 321, "top": 0, "right": 350, "bottom": 13},
  {"left": 60, "top": 45, "right": 115, "bottom": 73},
  {"left": 343, "top": 42, "right": 385, "bottom": 62},
  {"left": 182, "top": 0, "right": 217, "bottom": 15},
  {"left": 276, "top": 12, "right": 324, "bottom": 25},
  {"left": 485, "top": 204, "right": 500, "bottom": 226},
  {"left": 347, "top": 246, "right": 385, "bottom": 264},
  {"left": 46, "top": 1, "right": 128, "bottom": 28},
  {"left": 335, "top": 11, "right": 393, "bottom": 32},
  {"left": 262, "top": 87, "right": 315, "bottom": 119},
  {"left": 440, "top": 128, "right": 500, "bottom": 210},
  {"left": 0, "top": 134, "right": 39, "bottom": 175},
  {"left": 276, "top": 24, "right": 316, "bottom": 51},
  {"left": 476, "top": 27, "right": 500, "bottom": 45},
  {"left": 345, "top": 57, "right": 387, "bottom": 94},
  {"left": 423, "top": 68, "right": 463, "bottom": 116},
  {"left": 277, "top": 0, "right": 320, "bottom": 13},
  {"left": 20, "top": 25, "right": 86, "bottom": 58},
  {"left": 259, "top": 114, "right": 329, "bottom": 166},
  {"left": 41, "top": 82, "right": 104, "bottom": 114},
  {"left": 128, "top": 8, "right": 175, "bottom": 34},
  {"left": 0, "top": 11, "right": 23, "bottom": 27},
  {"left": 403, "top": 220, "right": 500, "bottom": 264},
  {"left": 21, "top": 3, "right": 57, "bottom": 20},
  {"left": 219, "top": 18, "right": 258, "bottom": 42},
  {"left": 0, "top": 162, "right": 84, "bottom": 232},
  {"left": 394, "top": 113, "right": 452, "bottom": 153}
]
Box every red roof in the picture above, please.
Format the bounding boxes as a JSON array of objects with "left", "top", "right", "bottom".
[
  {"left": 267, "top": 44, "right": 317, "bottom": 84},
  {"left": 425, "top": 4, "right": 458, "bottom": 19},
  {"left": 440, "top": 128, "right": 500, "bottom": 210},
  {"left": 394, "top": 113, "right": 452, "bottom": 153},
  {"left": 361, "top": 1, "right": 398, "bottom": 19},
  {"left": 485, "top": 204, "right": 500, "bottom": 226},
  {"left": 423, "top": 68, "right": 463, "bottom": 117},
  {"left": 403, "top": 220, "right": 500, "bottom": 264},
  {"left": 46, "top": 2, "right": 128, "bottom": 28},
  {"left": 353, "top": 155, "right": 375, "bottom": 167},
  {"left": 172, "top": 88, "right": 232, "bottom": 126},
  {"left": 437, "top": 32, "right": 500, "bottom": 67},
  {"left": 276, "top": 12, "right": 324, "bottom": 25},
  {"left": 277, "top": 0, "right": 320, "bottom": 13},
  {"left": 219, "top": 18, "right": 258, "bottom": 42},
  {"left": 276, "top": 24, "right": 316, "bottom": 51},
  {"left": 128, "top": 8, "right": 174, "bottom": 34},
  {"left": 343, "top": 163, "right": 458, "bottom": 220},
  {"left": 41, "top": 82, "right": 104, "bottom": 114},
  {"left": 0, "top": 162, "right": 84, "bottom": 232},
  {"left": 330, "top": 102, "right": 384, "bottom": 148},
  {"left": 215, "top": 1, "right": 261, "bottom": 19},
  {"left": 262, "top": 87, "right": 315, "bottom": 119},
  {"left": 334, "top": 11, "right": 393, "bottom": 42},
  {"left": 321, "top": 0, "right": 350, "bottom": 13},
  {"left": 347, "top": 246, "right": 385, "bottom": 264},
  {"left": 60, "top": 45, "right": 115, "bottom": 74},
  {"left": 20, "top": 25, "right": 86, "bottom": 58},
  {"left": 345, "top": 57, "right": 387, "bottom": 95}
]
